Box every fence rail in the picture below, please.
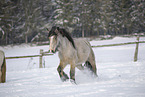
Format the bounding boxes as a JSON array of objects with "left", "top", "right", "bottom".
[
  {"left": 6, "top": 53, "right": 53, "bottom": 59},
  {"left": 5, "top": 37, "right": 145, "bottom": 67},
  {"left": 92, "top": 41, "right": 145, "bottom": 48},
  {"left": 5, "top": 51, "right": 53, "bottom": 68}
]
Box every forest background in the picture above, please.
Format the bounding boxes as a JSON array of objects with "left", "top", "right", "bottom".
[{"left": 0, "top": 0, "right": 144, "bottom": 45}]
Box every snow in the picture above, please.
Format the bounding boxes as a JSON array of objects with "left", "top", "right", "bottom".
[{"left": 0, "top": 37, "right": 145, "bottom": 97}]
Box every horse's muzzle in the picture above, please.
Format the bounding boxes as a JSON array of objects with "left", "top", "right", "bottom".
[{"left": 48, "top": 42, "right": 60, "bottom": 53}]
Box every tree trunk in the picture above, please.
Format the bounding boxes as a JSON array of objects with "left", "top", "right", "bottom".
[
  {"left": 25, "top": 34, "right": 28, "bottom": 44},
  {"left": 82, "top": 28, "right": 84, "bottom": 37}
]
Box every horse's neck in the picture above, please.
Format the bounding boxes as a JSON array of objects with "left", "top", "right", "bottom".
[
  {"left": 59, "top": 36, "right": 68, "bottom": 50},
  {"left": 58, "top": 36, "right": 77, "bottom": 62},
  {"left": 59, "top": 35, "right": 74, "bottom": 53}
]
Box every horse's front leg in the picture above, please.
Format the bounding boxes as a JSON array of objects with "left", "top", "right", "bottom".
[
  {"left": 70, "top": 64, "right": 76, "bottom": 84},
  {"left": 57, "top": 62, "right": 69, "bottom": 82}
]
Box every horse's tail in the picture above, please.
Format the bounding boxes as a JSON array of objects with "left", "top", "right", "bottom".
[
  {"left": 85, "top": 41, "right": 97, "bottom": 76},
  {"left": 85, "top": 61, "right": 93, "bottom": 70}
]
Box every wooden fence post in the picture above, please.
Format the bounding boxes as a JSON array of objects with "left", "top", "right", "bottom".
[
  {"left": 39, "top": 49, "right": 43, "bottom": 68},
  {"left": 134, "top": 36, "right": 140, "bottom": 62}
]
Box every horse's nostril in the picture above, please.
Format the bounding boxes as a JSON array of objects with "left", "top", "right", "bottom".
[
  {"left": 52, "top": 50, "right": 55, "bottom": 53},
  {"left": 49, "top": 50, "right": 55, "bottom": 53}
]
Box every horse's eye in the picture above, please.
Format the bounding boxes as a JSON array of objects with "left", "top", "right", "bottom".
[{"left": 54, "top": 35, "right": 57, "bottom": 40}]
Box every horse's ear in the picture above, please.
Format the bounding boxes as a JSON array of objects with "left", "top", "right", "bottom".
[
  {"left": 55, "top": 27, "right": 59, "bottom": 34},
  {"left": 57, "top": 27, "right": 59, "bottom": 31}
]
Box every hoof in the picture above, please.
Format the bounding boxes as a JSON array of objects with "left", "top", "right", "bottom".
[
  {"left": 60, "top": 76, "right": 69, "bottom": 82},
  {"left": 70, "top": 79, "right": 77, "bottom": 85}
]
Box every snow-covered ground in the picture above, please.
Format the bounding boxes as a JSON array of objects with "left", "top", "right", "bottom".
[{"left": 0, "top": 37, "right": 145, "bottom": 97}]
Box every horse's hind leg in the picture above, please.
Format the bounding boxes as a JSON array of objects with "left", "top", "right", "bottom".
[
  {"left": 1, "top": 59, "right": 6, "bottom": 83},
  {"left": 57, "top": 62, "right": 69, "bottom": 82}
]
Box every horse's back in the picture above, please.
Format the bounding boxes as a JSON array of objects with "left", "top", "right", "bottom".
[{"left": 74, "top": 38, "right": 90, "bottom": 46}]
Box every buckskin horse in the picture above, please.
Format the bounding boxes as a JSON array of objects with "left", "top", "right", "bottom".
[
  {"left": 47, "top": 26, "right": 97, "bottom": 84},
  {"left": 0, "top": 50, "right": 6, "bottom": 83}
]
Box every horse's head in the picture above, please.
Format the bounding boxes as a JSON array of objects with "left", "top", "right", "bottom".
[{"left": 47, "top": 26, "right": 60, "bottom": 53}]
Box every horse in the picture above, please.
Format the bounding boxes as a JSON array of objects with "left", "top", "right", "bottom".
[
  {"left": 0, "top": 50, "right": 6, "bottom": 83},
  {"left": 47, "top": 26, "right": 97, "bottom": 84}
]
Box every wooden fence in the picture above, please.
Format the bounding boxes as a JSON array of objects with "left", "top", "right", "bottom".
[
  {"left": 6, "top": 50, "right": 53, "bottom": 68},
  {"left": 5, "top": 37, "right": 145, "bottom": 68}
]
